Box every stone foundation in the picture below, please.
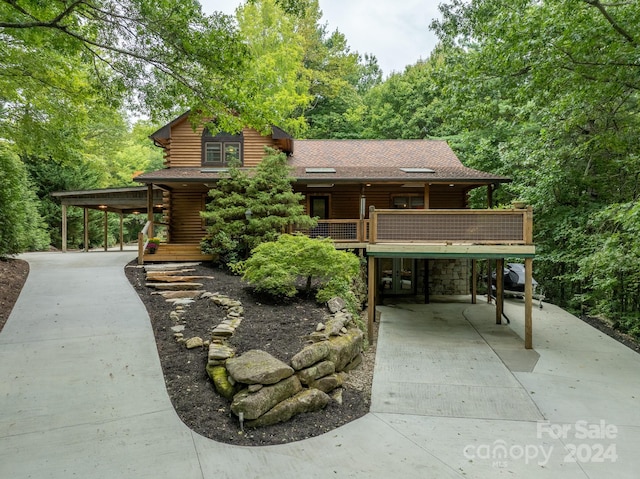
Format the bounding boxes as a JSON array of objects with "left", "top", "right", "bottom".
[{"left": 420, "top": 259, "right": 470, "bottom": 295}]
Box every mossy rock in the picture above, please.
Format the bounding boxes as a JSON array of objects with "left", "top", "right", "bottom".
[
  {"left": 206, "top": 364, "right": 236, "bottom": 401},
  {"left": 245, "top": 388, "right": 330, "bottom": 428}
]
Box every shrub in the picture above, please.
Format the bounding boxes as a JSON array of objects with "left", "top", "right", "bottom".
[{"left": 241, "top": 234, "right": 360, "bottom": 311}]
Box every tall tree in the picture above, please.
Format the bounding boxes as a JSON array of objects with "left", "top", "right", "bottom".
[
  {"left": 201, "top": 148, "right": 315, "bottom": 265},
  {"left": 431, "top": 0, "right": 640, "bottom": 324},
  {"left": 235, "top": 0, "right": 312, "bottom": 136},
  {"left": 0, "top": 144, "right": 49, "bottom": 257}
]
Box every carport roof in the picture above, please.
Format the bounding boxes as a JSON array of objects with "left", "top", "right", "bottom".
[{"left": 51, "top": 186, "right": 164, "bottom": 214}]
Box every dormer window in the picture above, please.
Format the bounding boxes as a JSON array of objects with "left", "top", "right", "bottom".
[{"left": 202, "top": 129, "right": 243, "bottom": 166}]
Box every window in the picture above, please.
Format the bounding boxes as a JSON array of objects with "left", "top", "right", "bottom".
[
  {"left": 392, "top": 196, "right": 424, "bottom": 209},
  {"left": 202, "top": 129, "right": 243, "bottom": 166}
]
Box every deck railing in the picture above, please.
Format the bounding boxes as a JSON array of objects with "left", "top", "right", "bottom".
[
  {"left": 369, "top": 207, "right": 533, "bottom": 245},
  {"left": 294, "top": 219, "right": 370, "bottom": 243},
  {"left": 293, "top": 208, "right": 533, "bottom": 246}
]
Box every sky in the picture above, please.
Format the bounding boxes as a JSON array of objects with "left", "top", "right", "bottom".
[{"left": 199, "top": 0, "right": 442, "bottom": 76}]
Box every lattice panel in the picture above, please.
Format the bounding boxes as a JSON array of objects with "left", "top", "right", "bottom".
[
  {"left": 376, "top": 213, "right": 524, "bottom": 243},
  {"left": 296, "top": 221, "right": 359, "bottom": 241}
]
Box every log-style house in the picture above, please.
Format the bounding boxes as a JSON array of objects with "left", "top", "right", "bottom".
[{"left": 132, "top": 113, "right": 536, "bottom": 348}]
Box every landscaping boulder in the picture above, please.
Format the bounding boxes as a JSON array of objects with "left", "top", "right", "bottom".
[
  {"left": 324, "top": 312, "right": 351, "bottom": 336},
  {"left": 327, "top": 297, "right": 346, "bottom": 314},
  {"left": 246, "top": 388, "right": 330, "bottom": 428},
  {"left": 208, "top": 342, "right": 236, "bottom": 361},
  {"left": 296, "top": 360, "right": 335, "bottom": 385},
  {"left": 206, "top": 364, "right": 236, "bottom": 400},
  {"left": 327, "top": 328, "right": 364, "bottom": 371},
  {"left": 185, "top": 337, "right": 204, "bottom": 349},
  {"left": 226, "top": 349, "right": 294, "bottom": 385},
  {"left": 231, "top": 376, "right": 302, "bottom": 420},
  {"left": 290, "top": 342, "right": 330, "bottom": 370},
  {"left": 342, "top": 352, "right": 363, "bottom": 372},
  {"left": 308, "top": 372, "right": 345, "bottom": 393}
]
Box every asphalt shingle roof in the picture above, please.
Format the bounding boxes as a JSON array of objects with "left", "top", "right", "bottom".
[{"left": 135, "top": 139, "right": 510, "bottom": 184}]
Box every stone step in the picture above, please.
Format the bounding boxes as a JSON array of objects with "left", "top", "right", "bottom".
[
  {"left": 145, "top": 274, "right": 214, "bottom": 283},
  {"left": 145, "top": 282, "right": 204, "bottom": 290}
]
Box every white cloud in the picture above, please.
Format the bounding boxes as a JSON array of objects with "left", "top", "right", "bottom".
[{"left": 199, "top": 0, "right": 441, "bottom": 76}]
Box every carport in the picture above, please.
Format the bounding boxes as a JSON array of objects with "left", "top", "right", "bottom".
[
  {"left": 365, "top": 207, "right": 536, "bottom": 349},
  {"left": 51, "top": 186, "right": 164, "bottom": 252}
]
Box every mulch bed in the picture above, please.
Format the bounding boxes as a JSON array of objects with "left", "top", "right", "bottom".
[
  {"left": 124, "top": 261, "right": 372, "bottom": 446},
  {"left": 580, "top": 315, "right": 640, "bottom": 354},
  {"left": 0, "top": 258, "right": 29, "bottom": 333}
]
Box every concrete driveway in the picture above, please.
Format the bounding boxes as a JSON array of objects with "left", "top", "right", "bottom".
[{"left": 1, "top": 251, "right": 639, "bottom": 478}]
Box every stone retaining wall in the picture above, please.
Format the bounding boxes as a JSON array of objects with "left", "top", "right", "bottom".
[{"left": 208, "top": 297, "right": 364, "bottom": 428}]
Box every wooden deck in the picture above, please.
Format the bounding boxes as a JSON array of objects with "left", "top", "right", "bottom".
[{"left": 139, "top": 243, "right": 214, "bottom": 264}]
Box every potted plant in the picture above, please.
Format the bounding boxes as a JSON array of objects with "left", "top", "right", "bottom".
[{"left": 147, "top": 237, "right": 161, "bottom": 254}]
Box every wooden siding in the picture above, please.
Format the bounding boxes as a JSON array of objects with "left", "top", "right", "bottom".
[
  {"left": 429, "top": 184, "right": 467, "bottom": 209},
  {"left": 242, "top": 128, "right": 280, "bottom": 167},
  {"left": 167, "top": 120, "right": 203, "bottom": 168},
  {"left": 169, "top": 191, "right": 207, "bottom": 243},
  {"left": 164, "top": 117, "right": 280, "bottom": 168}
]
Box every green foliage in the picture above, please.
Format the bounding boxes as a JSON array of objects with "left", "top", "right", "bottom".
[
  {"left": 201, "top": 148, "right": 316, "bottom": 264},
  {"left": 235, "top": 0, "right": 312, "bottom": 136},
  {"left": 241, "top": 234, "right": 361, "bottom": 311},
  {"left": 419, "top": 0, "right": 640, "bottom": 337},
  {"left": 0, "top": 145, "right": 49, "bottom": 257}
]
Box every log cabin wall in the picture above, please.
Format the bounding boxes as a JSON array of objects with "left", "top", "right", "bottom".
[
  {"left": 169, "top": 190, "right": 208, "bottom": 243},
  {"left": 242, "top": 128, "right": 281, "bottom": 167},
  {"left": 166, "top": 120, "right": 203, "bottom": 168},
  {"left": 429, "top": 184, "right": 467, "bottom": 209}
]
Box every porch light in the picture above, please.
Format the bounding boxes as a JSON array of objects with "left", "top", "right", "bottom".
[
  {"left": 449, "top": 184, "right": 455, "bottom": 187},
  {"left": 98, "top": 205, "right": 107, "bottom": 210}
]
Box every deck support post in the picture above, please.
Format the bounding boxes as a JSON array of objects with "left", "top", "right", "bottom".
[
  {"left": 424, "top": 259, "right": 430, "bottom": 304},
  {"left": 367, "top": 255, "right": 376, "bottom": 345},
  {"left": 496, "top": 258, "right": 504, "bottom": 324},
  {"left": 524, "top": 257, "right": 533, "bottom": 349},
  {"left": 471, "top": 259, "right": 477, "bottom": 304},
  {"left": 486, "top": 259, "right": 492, "bottom": 303}
]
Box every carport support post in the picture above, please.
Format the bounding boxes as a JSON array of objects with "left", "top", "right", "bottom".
[
  {"left": 61, "top": 204, "right": 68, "bottom": 253},
  {"left": 83, "top": 208, "right": 89, "bottom": 252},
  {"left": 367, "top": 255, "right": 376, "bottom": 345},
  {"left": 524, "top": 258, "right": 533, "bottom": 349},
  {"left": 103, "top": 210, "right": 108, "bottom": 251},
  {"left": 496, "top": 259, "right": 504, "bottom": 324},
  {"left": 119, "top": 213, "right": 124, "bottom": 251}
]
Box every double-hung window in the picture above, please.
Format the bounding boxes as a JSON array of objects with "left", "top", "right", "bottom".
[{"left": 202, "top": 129, "right": 243, "bottom": 166}]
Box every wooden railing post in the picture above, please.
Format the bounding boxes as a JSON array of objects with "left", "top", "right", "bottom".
[
  {"left": 137, "top": 231, "right": 144, "bottom": 265},
  {"left": 369, "top": 206, "right": 377, "bottom": 244},
  {"left": 525, "top": 206, "right": 534, "bottom": 244}
]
